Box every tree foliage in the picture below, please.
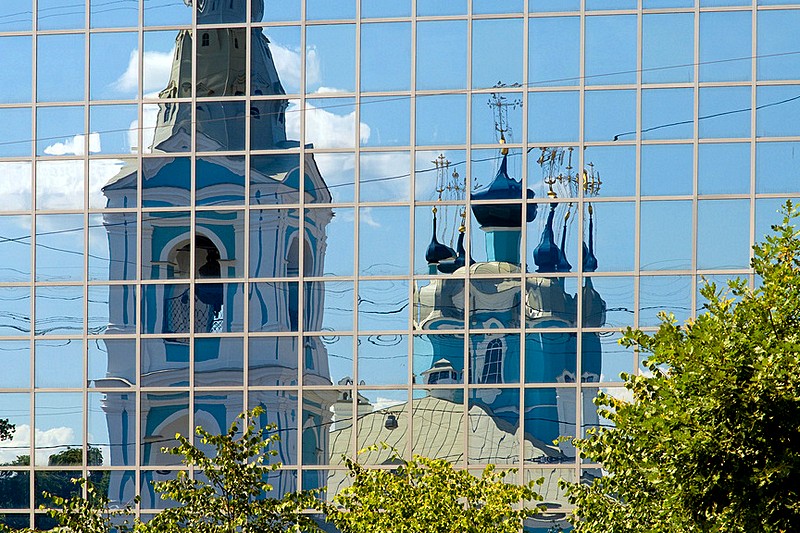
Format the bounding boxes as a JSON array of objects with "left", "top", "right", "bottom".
[
  {"left": 325, "top": 445, "right": 543, "bottom": 533},
  {"left": 562, "top": 202, "right": 800, "bottom": 533},
  {"left": 146, "top": 407, "right": 319, "bottom": 533},
  {"left": 0, "top": 419, "right": 14, "bottom": 442}
]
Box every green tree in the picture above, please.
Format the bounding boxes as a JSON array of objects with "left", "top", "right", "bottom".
[
  {"left": 146, "top": 407, "right": 319, "bottom": 533},
  {"left": 325, "top": 445, "right": 543, "bottom": 533},
  {"left": 561, "top": 202, "right": 800, "bottom": 533},
  {"left": 0, "top": 419, "right": 13, "bottom": 442}
]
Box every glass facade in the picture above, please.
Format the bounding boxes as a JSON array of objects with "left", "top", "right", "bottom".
[{"left": 0, "top": 0, "right": 798, "bottom": 529}]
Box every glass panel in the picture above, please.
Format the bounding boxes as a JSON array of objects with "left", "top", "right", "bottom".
[
  {"left": 525, "top": 333, "right": 576, "bottom": 383},
  {"left": 360, "top": 99, "right": 411, "bottom": 149},
  {"left": 249, "top": 390, "right": 298, "bottom": 465},
  {"left": 144, "top": 0, "right": 191, "bottom": 26},
  {"left": 90, "top": 32, "right": 139, "bottom": 101},
  {"left": 249, "top": 153, "right": 300, "bottom": 204},
  {"left": 585, "top": 15, "right": 637, "bottom": 86},
  {"left": 35, "top": 286, "right": 83, "bottom": 336},
  {"left": 359, "top": 206, "right": 410, "bottom": 276},
  {"left": 141, "top": 285, "right": 194, "bottom": 336},
  {"left": 417, "top": 21, "right": 468, "bottom": 91},
  {"left": 642, "top": 88, "right": 694, "bottom": 141},
  {"left": 585, "top": 276, "right": 634, "bottom": 329},
  {"left": 699, "top": 86, "right": 751, "bottom": 139},
  {"left": 469, "top": 388, "right": 519, "bottom": 464},
  {"left": 37, "top": 34, "right": 84, "bottom": 102},
  {"left": 638, "top": 275, "right": 693, "bottom": 326},
  {"left": 35, "top": 214, "right": 84, "bottom": 282},
  {"left": 699, "top": 11, "right": 751, "bottom": 82},
  {"left": 640, "top": 200, "right": 692, "bottom": 270},
  {"left": 413, "top": 334, "right": 464, "bottom": 384},
  {"left": 584, "top": 201, "right": 635, "bottom": 272},
  {"left": 254, "top": 0, "right": 301, "bottom": 22},
  {"left": 249, "top": 282, "right": 299, "bottom": 333},
  {"left": 697, "top": 199, "right": 750, "bottom": 270},
  {"left": 306, "top": 0, "right": 355, "bottom": 20},
  {"left": 472, "top": 18, "right": 524, "bottom": 89},
  {"left": 314, "top": 335, "right": 352, "bottom": 385},
  {"left": 525, "top": 276, "right": 578, "bottom": 328},
  {"left": 38, "top": 0, "right": 84, "bottom": 30},
  {"left": 585, "top": 90, "right": 636, "bottom": 142},
  {"left": 0, "top": 473, "right": 29, "bottom": 510},
  {"left": 0, "top": 0, "right": 32, "bottom": 32},
  {"left": 469, "top": 333, "right": 521, "bottom": 384},
  {"left": 140, "top": 211, "right": 190, "bottom": 280},
  {"left": 642, "top": 13, "right": 693, "bottom": 84},
  {"left": 0, "top": 108, "right": 31, "bottom": 158},
  {"left": 0, "top": 287, "right": 30, "bottom": 336},
  {"left": 36, "top": 160, "right": 85, "bottom": 210},
  {"left": 358, "top": 280, "right": 409, "bottom": 331},
  {"left": 360, "top": 22, "right": 411, "bottom": 92},
  {"left": 0, "top": 215, "right": 31, "bottom": 282},
  {"left": 194, "top": 337, "right": 244, "bottom": 386},
  {"left": 249, "top": 208, "right": 299, "bottom": 278},
  {"left": 0, "top": 393, "right": 29, "bottom": 466},
  {"left": 196, "top": 156, "right": 245, "bottom": 206},
  {"left": 91, "top": 0, "right": 139, "bottom": 28},
  {"left": 88, "top": 338, "right": 137, "bottom": 387},
  {"left": 89, "top": 285, "right": 137, "bottom": 335},
  {"left": 36, "top": 106, "right": 85, "bottom": 157},
  {"left": 583, "top": 145, "right": 635, "bottom": 197},
  {"left": 756, "top": 141, "right": 800, "bottom": 194},
  {"left": 758, "top": 10, "right": 800, "bottom": 80},
  {"left": 525, "top": 387, "right": 575, "bottom": 463},
  {"left": 0, "top": 341, "right": 30, "bottom": 388},
  {"left": 529, "top": 17, "right": 580, "bottom": 87},
  {"left": 35, "top": 339, "right": 82, "bottom": 388},
  {"left": 248, "top": 336, "right": 298, "bottom": 386},
  {"left": 529, "top": 91, "right": 579, "bottom": 143},
  {"left": 757, "top": 85, "right": 800, "bottom": 138},
  {"left": 305, "top": 25, "right": 355, "bottom": 93},
  {"left": 416, "top": 94, "right": 467, "bottom": 146},
  {"left": 90, "top": 106, "right": 139, "bottom": 156},
  {"left": 88, "top": 392, "right": 135, "bottom": 467},
  {"left": 362, "top": 0, "right": 411, "bottom": 17},
  {"left": 641, "top": 144, "right": 693, "bottom": 196},
  {"left": 304, "top": 281, "right": 354, "bottom": 332},
  {"left": 699, "top": 143, "right": 750, "bottom": 195},
  {"left": 358, "top": 334, "right": 408, "bottom": 386},
  {"left": 355, "top": 389, "right": 408, "bottom": 460},
  {"left": 0, "top": 36, "right": 32, "bottom": 104},
  {"left": 305, "top": 98, "right": 356, "bottom": 149},
  {"left": 140, "top": 392, "right": 189, "bottom": 466},
  {"left": 359, "top": 151, "right": 409, "bottom": 200},
  {"left": 89, "top": 212, "right": 138, "bottom": 281},
  {"left": 35, "top": 392, "right": 83, "bottom": 466}
]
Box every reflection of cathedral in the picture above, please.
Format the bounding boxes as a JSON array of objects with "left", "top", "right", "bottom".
[
  {"left": 328, "top": 151, "right": 606, "bottom": 512},
  {"left": 99, "top": 0, "right": 333, "bottom": 507}
]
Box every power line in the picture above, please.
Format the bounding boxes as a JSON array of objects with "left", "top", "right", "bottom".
[{"left": 1, "top": 49, "right": 799, "bottom": 149}]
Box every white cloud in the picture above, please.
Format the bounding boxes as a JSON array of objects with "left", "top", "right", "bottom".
[
  {"left": 358, "top": 207, "right": 382, "bottom": 228},
  {"left": 359, "top": 152, "right": 410, "bottom": 202},
  {"left": 0, "top": 424, "right": 79, "bottom": 465},
  {"left": 0, "top": 161, "right": 32, "bottom": 210},
  {"left": 372, "top": 396, "right": 405, "bottom": 412},
  {"left": 286, "top": 101, "right": 370, "bottom": 149},
  {"left": 112, "top": 49, "right": 175, "bottom": 95},
  {"left": 269, "top": 43, "right": 320, "bottom": 93},
  {"left": 132, "top": 104, "right": 161, "bottom": 154},
  {"left": 43, "top": 133, "right": 101, "bottom": 156}
]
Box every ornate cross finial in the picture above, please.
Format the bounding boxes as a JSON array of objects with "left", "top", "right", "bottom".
[{"left": 487, "top": 83, "right": 522, "bottom": 155}]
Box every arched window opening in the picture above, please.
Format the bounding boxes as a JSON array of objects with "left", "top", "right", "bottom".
[
  {"left": 481, "top": 339, "right": 503, "bottom": 384},
  {"left": 201, "top": 33, "right": 210, "bottom": 47}
]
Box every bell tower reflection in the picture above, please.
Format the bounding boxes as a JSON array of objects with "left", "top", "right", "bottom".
[{"left": 100, "top": 0, "right": 334, "bottom": 507}]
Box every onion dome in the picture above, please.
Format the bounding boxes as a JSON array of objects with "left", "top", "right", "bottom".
[
  {"left": 556, "top": 214, "right": 572, "bottom": 273},
  {"left": 583, "top": 206, "right": 598, "bottom": 272},
  {"left": 425, "top": 214, "right": 456, "bottom": 265},
  {"left": 437, "top": 230, "right": 474, "bottom": 274},
  {"left": 533, "top": 204, "right": 560, "bottom": 273},
  {"left": 471, "top": 155, "right": 536, "bottom": 228}
]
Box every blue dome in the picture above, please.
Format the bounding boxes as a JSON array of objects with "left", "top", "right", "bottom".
[
  {"left": 533, "top": 204, "right": 560, "bottom": 273},
  {"left": 437, "top": 231, "right": 474, "bottom": 274},
  {"left": 425, "top": 215, "right": 456, "bottom": 264},
  {"left": 471, "top": 155, "right": 536, "bottom": 228}
]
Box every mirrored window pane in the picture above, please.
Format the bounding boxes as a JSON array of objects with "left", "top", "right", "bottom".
[
  {"left": 360, "top": 22, "right": 411, "bottom": 93},
  {"left": 35, "top": 339, "right": 83, "bottom": 388},
  {"left": 699, "top": 86, "right": 751, "bottom": 139},
  {"left": 638, "top": 275, "right": 692, "bottom": 326},
  {"left": 529, "top": 17, "right": 580, "bottom": 88},
  {"left": 0, "top": 215, "right": 31, "bottom": 282},
  {"left": 35, "top": 392, "right": 83, "bottom": 466},
  {"left": 585, "top": 15, "right": 637, "bottom": 86},
  {"left": 697, "top": 199, "right": 750, "bottom": 270},
  {"left": 0, "top": 341, "right": 30, "bottom": 388},
  {"left": 472, "top": 18, "right": 523, "bottom": 89},
  {"left": 35, "top": 214, "right": 84, "bottom": 282},
  {"left": 0, "top": 108, "right": 31, "bottom": 158},
  {"left": 37, "top": 35, "right": 84, "bottom": 102},
  {"left": 699, "top": 11, "right": 751, "bottom": 82},
  {"left": 757, "top": 85, "right": 800, "bottom": 138},
  {"left": 0, "top": 36, "right": 32, "bottom": 104},
  {"left": 417, "top": 21, "right": 467, "bottom": 91},
  {"left": 699, "top": 143, "right": 750, "bottom": 195},
  {"left": 640, "top": 200, "right": 692, "bottom": 271},
  {"left": 359, "top": 206, "right": 410, "bottom": 276},
  {"left": 641, "top": 144, "right": 693, "bottom": 197},
  {"left": 642, "top": 13, "right": 693, "bottom": 84}
]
